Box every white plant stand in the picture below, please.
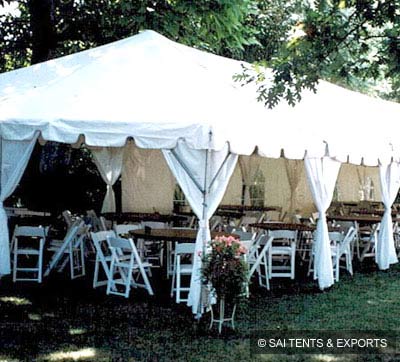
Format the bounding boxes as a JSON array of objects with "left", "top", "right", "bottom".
[{"left": 209, "top": 298, "right": 237, "bottom": 334}]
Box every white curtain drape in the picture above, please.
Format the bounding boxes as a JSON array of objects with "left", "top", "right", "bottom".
[
  {"left": 0, "top": 134, "right": 38, "bottom": 275},
  {"left": 238, "top": 155, "right": 261, "bottom": 205},
  {"left": 377, "top": 162, "right": 400, "bottom": 269},
  {"left": 91, "top": 147, "right": 124, "bottom": 213},
  {"left": 163, "top": 141, "right": 238, "bottom": 315},
  {"left": 304, "top": 156, "right": 341, "bottom": 289}
]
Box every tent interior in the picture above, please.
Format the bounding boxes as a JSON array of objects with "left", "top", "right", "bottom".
[{"left": 1, "top": 30, "right": 400, "bottom": 316}]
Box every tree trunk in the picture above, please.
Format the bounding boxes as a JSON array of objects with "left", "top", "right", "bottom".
[{"left": 28, "top": 0, "right": 56, "bottom": 64}]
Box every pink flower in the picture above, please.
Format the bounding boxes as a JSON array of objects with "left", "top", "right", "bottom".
[{"left": 197, "top": 251, "right": 202, "bottom": 257}]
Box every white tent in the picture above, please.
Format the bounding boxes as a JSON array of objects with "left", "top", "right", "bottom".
[{"left": 1, "top": 30, "right": 400, "bottom": 315}]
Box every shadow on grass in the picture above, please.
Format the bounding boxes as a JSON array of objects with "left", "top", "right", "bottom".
[{"left": 0, "top": 261, "right": 399, "bottom": 361}]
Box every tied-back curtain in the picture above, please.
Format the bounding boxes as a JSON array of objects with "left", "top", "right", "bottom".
[
  {"left": 238, "top": 155, "right": 261, "bottom": 205},
  {"left": 0, "top": 134, "right": 38, "bottom": 275},
  {"left": 163, "top": 141, "right": 238, "bottom": 315},
  {"left": 304, "top": 156, "right": 341, "bottom": 289},
  {"left": 377, "top": 162, "right": 400, "bottom": 269},
  {"left": 90, "top": 147, "right": 124, "bottom": 213}
]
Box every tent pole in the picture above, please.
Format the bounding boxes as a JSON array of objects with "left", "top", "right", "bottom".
[
  {"left": 208, "top": 151, "right": 232, "bottom": 192},
  {"left": 198, "top": 146, "right": 210, "bottom": 317},
  {"left": 0, "top": 136, "right": 2, "bottom": 197}
]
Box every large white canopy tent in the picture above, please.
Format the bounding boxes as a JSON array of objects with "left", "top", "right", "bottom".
[{"left": 1, "top": 30, "right": 400, "bottom": 316}]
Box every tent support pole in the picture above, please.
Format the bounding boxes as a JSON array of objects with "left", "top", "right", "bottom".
[
  {"left": 0, "top": 136, "right": 2, "bottom": 197},
  {"left": 208, "top": 151, "right": 232, "bottom": 193},
  {"left": 198, "top": 147, "right": 210, "bottom": 317}
]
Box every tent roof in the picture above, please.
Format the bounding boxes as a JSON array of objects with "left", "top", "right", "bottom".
[{"left": 1, "top": 30, "right": 400, "bottom": 165}]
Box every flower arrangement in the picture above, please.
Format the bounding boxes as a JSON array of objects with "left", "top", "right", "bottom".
[{"left": 201, "top": 235, "right": 248, "bottom": 302}]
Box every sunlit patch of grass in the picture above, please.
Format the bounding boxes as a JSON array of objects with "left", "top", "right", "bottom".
[
  {"left": 311, "top": 355, "right": 351, "bottom": 362},
  {"left": 44, "top": 348, "right": 96, "bottom": 361},
  {"left": 28, "top": 313, "right": 42, "bottom": 321},
  {"left": 0, "top": 296, "right": 31, "bottom": 305},
  {"left": 68, "top": 328, "right": 86, "bottom": 335},
  {"left": 0, "top": 358, "right": 20, "bottom": 362}
]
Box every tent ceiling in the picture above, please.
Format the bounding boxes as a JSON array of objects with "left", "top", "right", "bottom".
[{"left": 1, "top": 30, "right": 400, "bottom": 165}]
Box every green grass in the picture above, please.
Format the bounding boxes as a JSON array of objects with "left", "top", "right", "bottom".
[{"left": 1, "top": 261, "right": 400, "bottom": 361}]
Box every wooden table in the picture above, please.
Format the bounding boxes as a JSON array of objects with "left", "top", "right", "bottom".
[
  {"left": 327, "top": 215, "right": 383, "bottom": 225},
  {"left": 130, "top": 228, "right": 239, "bottom": 242},
  {"left": 218, "top": 205, "right": 280, "bottom": 212},
  {"left": 102, "top": 212, "right": 187, "bottom": 224},
  {"left": 250, "top": 222, "right": 315, "bottom": 232}
]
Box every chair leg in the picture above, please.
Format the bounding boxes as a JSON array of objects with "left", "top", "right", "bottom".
[
  {"left": 291, "top": 249, "right": 295, "bottom": 280},
  {"left": 124, "top": 267, "right": 132, "bottom": 298},
  {"left": 268, "top": 252, "right": 272, "bottom": 279},
  {"left": 93, "top": 255, "right": 100, "bottom": 288},
  {"left": 170, "top": 259, "right": 176, "bottom": 298},
  {"left": 176, "top": 261, "right": 181, "bottom": 303},
  {"left": 263, "top": 254, "right": 270, "bottom": 290},
  {"left": 335, "top": 256, "right": 340, "bottom": 282},
  {"left": 307, "top": 252, "right": 313, "bottom": 277},
  {"left": 38, "top": 253, "right": 43, "bottom": 283},
  {"left": 12, "top": 247, "right": 17, "bottom": 282}
]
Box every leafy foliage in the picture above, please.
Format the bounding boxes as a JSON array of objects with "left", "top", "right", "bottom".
[
  {"left": 0, "top": 0, "right": 258, "bottom": 71},
  {"left": 238, "top": 0, "right": 400, "bottom": 107}
]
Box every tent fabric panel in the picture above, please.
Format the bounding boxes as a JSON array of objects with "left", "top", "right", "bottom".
[
  {"left": 336, "top": 164, "right": 381, "bottom": 202},
  {"left": 122, "top": 142, "right": 175, "bottom": 214}
]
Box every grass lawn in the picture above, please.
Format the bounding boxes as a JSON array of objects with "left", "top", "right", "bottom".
[{"left": 0, "top": 260, "right": 400, "bottom": 362}]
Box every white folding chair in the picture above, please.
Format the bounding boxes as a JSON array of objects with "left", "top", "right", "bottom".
[
  {"left": 62, "top": 210, "right": 75, "bottom": 228},
  {"left": 90, "top": 230, "right": 116, "bottom": 288},
  {"left": 267, "top": 230, "right": 297, "bottom": 280},
  {"left": 114, "top": 223, "right": 142, "bottom": 237},
  {"left": 45, "top": 220, "right": 90, "bottom": 279},
  {"left": 332, "top": 227, "right": 357, "bottom": 281},
  {"left": 170, "top": 243, "right": 195, "bottom": 303},
  {"left": 86, "top": 210, "right": 105, "bottom": 232},
  {"left": 232, "top": 230, "right": 256, "bottom": 242},
  {"left": 210, "top": 216, "right": 223, "bottom": 231},
  {"left": 106, "top": 236, "right": 154, "bottom": 298},
  {"left": 238, "top": 216, "right": 257, "bottom": 231},
  {"left": 114, "top": 223, "right": 151, "bottom": 275},
  {"left": 247, "top": 235, "right": 273, "bottom": 291},
  {"left": 166, "top": 227, "right": 196, "bottom": 279},
  {"left": 308, "top": 230, "right": 343, "bottom": 278},
  {"left": 393, "top": 221, "right": 400, "bottom": 257},
  {"left": 140, "top": 221, "right": 167, "bottom": 268},
  {"left": 99, "top": 216, "right": 111, "bottom": 231},
  {"left": 359, "top": 223, "right": 379, "bottom": 261},
  {"left": 12, "top": 225, "right": 48, "bottom": 283}
]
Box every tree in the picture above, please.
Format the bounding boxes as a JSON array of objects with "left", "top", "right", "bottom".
[
  {"left": 237, "top": 0, "right": 400, "bottom": 107},
  {"left": 0, "top": 0, "right": 259, "bottom": 71}
]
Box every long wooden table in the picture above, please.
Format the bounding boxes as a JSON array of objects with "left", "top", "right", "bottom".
[
  {"left": 130, "top": 228, "right": 239, "bottom": 242},
  {"left": 327, "top": 215, "right": 383, "bottom": 225},
  {"left": 250, "top": 222, "right": 315, "bottom": 232}
]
